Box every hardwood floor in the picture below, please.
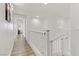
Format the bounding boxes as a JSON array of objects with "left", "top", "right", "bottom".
[{"left": 11, "top": 35, "right": 35, "bottom": 56}]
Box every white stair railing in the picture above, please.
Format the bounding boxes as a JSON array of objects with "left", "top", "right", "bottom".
[
  {"left": 30, "top": 30, "right": 47, "bottom": 56},
  {"left": 49, "top": 30, "right": 71, "bottom": 56},
  {"left": 29, "top": 30, "right": 71, "bottom": 56}
]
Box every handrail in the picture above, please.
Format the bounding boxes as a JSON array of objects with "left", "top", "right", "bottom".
[
  {"left": 30, "top": 29, "right": 70, "bottom": 56},
  {"left": 30, "top": 30, "right": 46, "bottom": 34},
  {"left": 30, "top": 30, "right": 48, "bottom": 56},
  {"left": 50, "top": 32, "right": 69, "bottom": 43}
]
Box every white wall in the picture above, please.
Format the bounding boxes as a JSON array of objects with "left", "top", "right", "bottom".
[
  {"left": 0, "top": 4, "right": 4, "bottom": 20},
  {"left": 0, "top": 3, "right": 15, "bottom": 55},
  {"left": 71, "top": 3, "right": 79, "bottom": 56}
]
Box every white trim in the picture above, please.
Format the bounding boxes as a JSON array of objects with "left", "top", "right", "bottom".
[
  {"left": 8, "top": 39, "right": 15, "bottom": 56},
  {"left": 27, "top": 40, "right": 43, "bottom": 56}
]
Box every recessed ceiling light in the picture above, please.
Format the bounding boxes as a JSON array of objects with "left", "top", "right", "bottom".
[
  {"left": 36, "top": 16, "right": 39, "bottom": 18},
  {"left": 33, "top": 18, "right": 40, "bottom": 25}
]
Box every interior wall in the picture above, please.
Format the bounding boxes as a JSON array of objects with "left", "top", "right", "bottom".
[
  {"left": 0, "top": 3, "right": 15, "bottom": 55},
  {"left": 25, "top": 4, "right": 71, "bottom": 32},
  {"left": 71, "top": 3, "right": 79, "bottom": 56},
  {"left": 0, "top": 4, "right": 4, "bottom": 21}
]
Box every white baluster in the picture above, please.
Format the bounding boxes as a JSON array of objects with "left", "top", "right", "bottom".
[{"left": 51, "top": 40, "right": 53, "bottom": 56}]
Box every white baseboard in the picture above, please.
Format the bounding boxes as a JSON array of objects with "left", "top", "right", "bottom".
[
  {"left": 8, "top": 39, "right": 15, "bottom": 56},
  {"left": 27, "top": 40, "right": 43, "bottom": 56}
]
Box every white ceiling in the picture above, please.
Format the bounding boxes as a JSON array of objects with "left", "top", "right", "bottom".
[{"left": 13, "top": 3, "right": 70, "bottom": 20}]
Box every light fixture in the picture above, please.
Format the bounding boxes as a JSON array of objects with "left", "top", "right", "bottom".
[
  {"left": 32, "top": 18, "right": 40, "bottom": 25},
  {"left": 36, "top": 16, "right": 40, "bottom": 18}
]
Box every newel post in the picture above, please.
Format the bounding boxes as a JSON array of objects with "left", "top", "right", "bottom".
[{"left": 46, "top": 30, "right": 51, "bottom": 56}]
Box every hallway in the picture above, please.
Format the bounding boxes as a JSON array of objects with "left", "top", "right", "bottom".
[
  {"left": 0, "top": 3, "right": 79, "bottom": 56},
  {"left": 11, "top": 35, "right": 35, "bottom": 56}
]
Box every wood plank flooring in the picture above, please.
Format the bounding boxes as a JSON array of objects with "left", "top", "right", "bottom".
[{"left": 11, "top": 35, "right": 35, "bottom": 56}]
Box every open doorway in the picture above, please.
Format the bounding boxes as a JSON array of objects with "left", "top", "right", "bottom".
[{"left": 13, "top": 14, "right": 26, "bottom": 38}]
